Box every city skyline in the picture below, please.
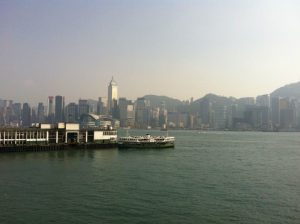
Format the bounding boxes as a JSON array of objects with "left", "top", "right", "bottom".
[
  {"left": 1, "top": 83, "right": 300, "bottom": 131},
  {"left": 0, "top": 79, "right": 299, "bottom": 106},
  {"left": 1, "top": 1, "right": 300, "bottom": 103},
  {"left": 1, "top": 76, "right": 300, "bottom": 131}
]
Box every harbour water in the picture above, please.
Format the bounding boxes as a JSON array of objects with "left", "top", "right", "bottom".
[{"left": 1, "top": 130, "right": 300, "bottom": 224}]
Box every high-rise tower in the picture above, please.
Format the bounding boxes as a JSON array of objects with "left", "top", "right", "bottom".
[
  {"left": 55, "top": 95, "right": 64, "bottom": 122},
  {"left": 48, "top": 96, "right": 55, "bottom": 123},
  {"left": 22, "top": 103, "right": 31, "bottom": 127},
  {"left": 107, "top": 77, "right": 118, "bottom": 115},
  {"left": 37, "top": 102, "right": 45, "bottom": 123}
]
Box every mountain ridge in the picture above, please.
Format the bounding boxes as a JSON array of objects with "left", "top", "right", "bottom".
[
  {"left": 142, "top": 81, "right": 300, "bottom": 110},
  {"left": 271, "top": 81, "right": 300, "bottom": 99}
]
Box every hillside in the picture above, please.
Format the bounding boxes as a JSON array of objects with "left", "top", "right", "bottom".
[
  {"left": 141, "top": 81, "right": 300, "bottom": 113},
  {"left": 143, "top": 95, "right": 183, "bottom": 111},
  {"left": 271, "top": 82, "right": 300, "bottom": 99},
  {"left": 193, "top": 93, "right": 236, "bottom": 106}
]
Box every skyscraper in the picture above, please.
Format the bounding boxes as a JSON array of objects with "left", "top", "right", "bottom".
[
  {"left": 279, "top": 98, "right": 294, "bottom": 129},
  {"left": 55, "top": 95, "right": 64, "bottom": 122},
  {"left": 22, "top": 103, "right": 31, "bottom": 127},
  {"left": 200, "top": 98, "right": 213, "bottom": 127},
  {"left": 37, "top": 102, "right": 45, "bottom": 123},
  {"left": 48, "top": 96, "right": 55, "bottom": 123},
  {"left": 12, "top": 103, "right": 22, "bottom": 125},
  {"left": 119, "top": 98, "right": 135, "bottom": 127},
  {"left": 97, "top": 97, "right": 107, "bottom": 115},
  {"left": 65, "top": 103, "right": 79, "bottom": 123},
  {"left": 135, "top": 98, "right": 150, "bottom": 128},
  {"left": 271, "top": 97, "right": 280, "bottom": 129},
  {"left": 107, "top": 77, "right": 118, "bottom": 115},
  {"left": 78, "top": 99, "right": 90, "bottom": 118},
  {"left": 159, "top": 101, "right": 168, "bottom": 128}
]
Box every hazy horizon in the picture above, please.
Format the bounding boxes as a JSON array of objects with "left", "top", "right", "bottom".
[{"left": 1, "top": 0, "right": 300, "bottom": 104}]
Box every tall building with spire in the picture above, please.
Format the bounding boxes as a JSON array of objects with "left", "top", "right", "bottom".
[{"left": 107, "top": 77, "right": 118, "bottom": 115}]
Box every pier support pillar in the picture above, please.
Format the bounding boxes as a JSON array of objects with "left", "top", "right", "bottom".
[
  {"left": 46, "top": 131, "right": 49, "bottom": 143},
  {"left": 56, "top": 131, "right": 58, "bottom": 144},
  {"left": 15, "top": 131, "right": 17, "bottom": 145},
  {"left": 65, "top": 131, "right": 68, "bottom": 144}
]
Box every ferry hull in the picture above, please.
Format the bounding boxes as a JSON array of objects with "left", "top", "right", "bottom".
[{"left": 118, "top": 142, "right": 174, "bottom": 149}]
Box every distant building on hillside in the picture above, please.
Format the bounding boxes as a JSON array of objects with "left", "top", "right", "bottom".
[{"left": 256, "top": 94, "right": 270, "bottom": 107}]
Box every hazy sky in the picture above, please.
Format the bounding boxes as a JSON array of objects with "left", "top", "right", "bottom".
[{"left": 1, "top": 0, "right": 300, "bottom": 104}]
